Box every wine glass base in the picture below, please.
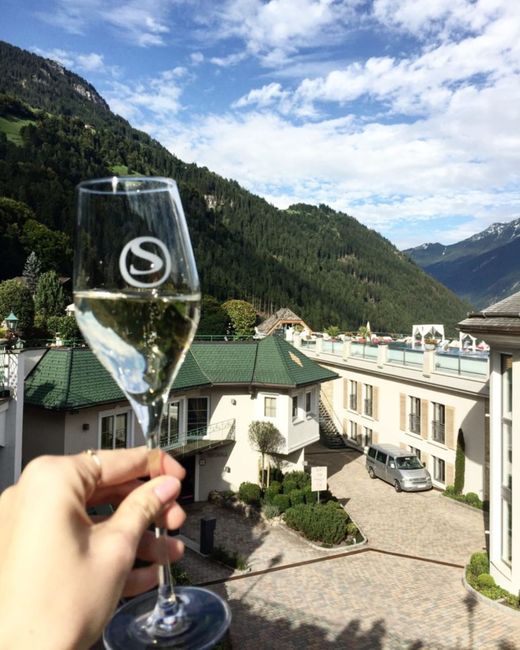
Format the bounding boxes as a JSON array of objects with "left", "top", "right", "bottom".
[{"left": 103, "top": 586, "right": 231, "bottom": 649}]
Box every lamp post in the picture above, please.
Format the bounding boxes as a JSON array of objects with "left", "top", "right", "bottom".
[{"left": 5, "top": 312, "right": 18, "bottom": 334}]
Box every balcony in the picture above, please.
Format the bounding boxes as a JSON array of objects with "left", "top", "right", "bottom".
[
  {"left": 409, "top": 414, "right": 421, "bottom": 434},
  {"left": 432, "top": 421, "right": 445, "bottom": 444},
  {"left": 160, "top": 419, "right": 236, "bottom": 456}
]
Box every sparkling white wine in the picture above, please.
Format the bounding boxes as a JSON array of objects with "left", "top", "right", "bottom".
[{"left": 74, "top": 290, "right": 200, "bottom": 406}]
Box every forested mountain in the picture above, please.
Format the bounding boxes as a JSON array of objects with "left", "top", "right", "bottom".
[
  {"left": 0, "top": 40, "right": 471, "bottom": 333},
  {"left": 405, "top": 218, "right": 520, "bottom": 308}
]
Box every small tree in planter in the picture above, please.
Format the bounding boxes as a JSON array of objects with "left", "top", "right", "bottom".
[{"left": 248, "top": 420, "right": 284, "bottom": 489}]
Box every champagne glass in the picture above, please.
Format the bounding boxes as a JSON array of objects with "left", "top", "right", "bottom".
[{"left": 74, "top": 177, "right": 231, "bottom": 649}]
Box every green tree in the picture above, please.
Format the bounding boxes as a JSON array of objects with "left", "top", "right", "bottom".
[
  {"left": 20, "top": 219, "right": 71, "bottom": 274},
  {"left": 0, "top": 278, "right": 34, "bottom": 333},
  {"left": 222, "top": 299, "right": 257, "bottom": 337},
  {"left": 22, "top": 251, "right": 41, "bottom": 294},
  {"left": 454, "top": 428, "right": 466, "bottom": 495},
  {"left": 325, "top": 325, "right": 340, "bottom": 338},
  {"left": 34, "top": 271, "right": 65, "bottom": 319},
  {"left": 248, "top": 421, "right": 285, "bottom": 489},
  {"left": 198, "top": 295, "right": 229, "bottom": 336}
]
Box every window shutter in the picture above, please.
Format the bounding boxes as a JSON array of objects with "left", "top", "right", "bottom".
[
  {"left": 372, "top": 430, "right": 379, "bottom": 444},
  {"left": 421, "top": 451, "right": 430, "bottom": 470},
  {"left": 420, "top": 400, "right": 429, "bottom": 439},
  {"left": 445, "top": 406, "right": 455, "bottom": 449},
  {"left": 445, "top": 462, "right": 455, "bottom": 486},
  {"left": 356, "top": 382, "right": 362, "bottom": 413},
  {"left": 342, "top": 417, "right": 349, "bottom": 435},
  {"left": 372, "top": 386, "right": 379, "bottom": 421},
  {"left": 399, "top": 442, "right": 407, "bottom": 450},
  {"left": 343, "top": 379, "right": 349, "bottom": 409},
  {"left": 399, "top": 393, "right": 406, "bottom": 431}
]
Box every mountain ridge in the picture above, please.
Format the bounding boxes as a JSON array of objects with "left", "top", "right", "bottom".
[
  {"left": 0, "top": 40, "right": 471, "bottom": 334},
  {"left": 405, "top": 217, "right": 520, "bottom": 308}
]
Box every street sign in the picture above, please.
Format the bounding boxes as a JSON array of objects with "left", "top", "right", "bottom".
[{"left": 311, "top": 466, "right": 327, "bottom": 492}]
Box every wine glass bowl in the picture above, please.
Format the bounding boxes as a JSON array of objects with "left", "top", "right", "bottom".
[{"left": 74, "top": 177, "right": 231, "bottom": 648}]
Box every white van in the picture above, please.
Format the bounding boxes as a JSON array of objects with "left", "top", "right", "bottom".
[{"left": 366, "top": 444, "right": 432, "bottom": 492}]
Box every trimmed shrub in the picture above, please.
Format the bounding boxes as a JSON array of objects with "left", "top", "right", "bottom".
[
  {"left": 303, "top": 486, "right": 317, "bottom": 504},
  {"left": 284, "top": 501, "right": 348, "bottom": 546},
  {"left": 262, "top": 503, "right": 280, "bottom": 519},
  {"left": 289, "top": 488, "right": 305, "bottom": 507},
  {"left": 444, "top": 484, "right": 456, "bottom": 496},
  {"left": 454, "top": 429, "right": 466, "bottom": 495},
  {"left": 238, "top": 482, "right": 261, "bottom": 506},
  {"left": 210, "top": 546, "right": 248, "bottom": 571},
  {"left": 465, "top": 492, "right": 482, "bottom": 508},
  {"left": 283, "top": 471, "right": 310, "bottom": 489},
  {"left": 283, "top": 479, "right": 298, "bottom": 495},
  {"left": 469, "top": 552, "right": 489, "bottom": 577},
  {"left": 476, "top": 573, "right": 496, "bottom": 589},
  {"left": 264, "top": 481, "right": 282, "bottom": 504},
  {"left": 270, "top": 467, "right": 284, "bottom": 484},
  {"left": 272, "top": 493, "right": 291, "bottom": 513},
  {"left": 346, "top": 522, "right": 358, "bottom": 537}
]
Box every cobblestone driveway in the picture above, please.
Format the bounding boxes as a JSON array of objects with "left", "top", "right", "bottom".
[{"left": 179, "top": 444, "right": 520, "bottom": 649}]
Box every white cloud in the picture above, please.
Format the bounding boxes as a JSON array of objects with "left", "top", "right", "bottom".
[
  {"left": 105, "top": 70, "right": 187, "bottom": 120},
  {"left": 209, "top": 0, "right": 360, "bottom": 67},
  {"left": 190, "top": 52, "right": 205, "bottom": 65},
  {"left": 38, "top": 0, "right": 173, "bottom": 47}
]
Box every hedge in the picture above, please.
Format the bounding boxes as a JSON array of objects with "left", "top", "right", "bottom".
[
  {"left": 272, "top": 493, "right": 291, "bottom": 513},
  {"left": 284, "top": 501, "right": 348, "bottom": 546},
  {"left": 289, "top": 488, "right": 305, "bottom": 507}
]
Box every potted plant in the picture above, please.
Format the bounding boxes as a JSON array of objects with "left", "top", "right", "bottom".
[{"left": 424, "top": 337, "right": 438, "bottom": 350}]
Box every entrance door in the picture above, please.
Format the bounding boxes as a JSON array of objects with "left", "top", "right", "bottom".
[{"left": 179, "top": 455, "right": 195, "bottom": 503}]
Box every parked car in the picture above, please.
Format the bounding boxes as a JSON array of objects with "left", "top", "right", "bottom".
[{"left": 366, "top": 444, "right": 432, "bottom": 492}]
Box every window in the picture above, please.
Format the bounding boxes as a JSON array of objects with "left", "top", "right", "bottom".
[
  {"left": 349, "top": 420, "right": 358, "bottom": 440},
  {"left": 409, "top": 445, "right": 421, "bottom": 461},
  {"left": 376, "top": 450, "right": 387, "bottom": 464},
  {"left": 161, "top": 401, "right": 181, "bottom": 446},
  {"left": 305, "top": 391, "right": 312, "bottom": 414},
  {"left": 349, "top": 380, "right": 357, "bottom": 411},
  {"left": 187, "top": 397, "right": 208, "bottom": 433},
  {"left": 264, "top": 396, "right": 277, "bottom": 418},
  {"left": 292, "top": 395, "right": 299, "bottom": 419},
  {"left": 100, "top": 412, "right": 129, "bottom": 449},
  {"left": 433, "top": 456, "right": 445, "bottom": 483},
  {"left": 431, "top": 402, "right": 445, "bottom": 443},
  {"left": 409, "top": 397, "right": 421, "bottom": 434},
  {"left": 363, "top": 426, "right": 373, "bottom": 447},
  {"left": 363, "top": 384, "right": 373, "bottom": 417}
]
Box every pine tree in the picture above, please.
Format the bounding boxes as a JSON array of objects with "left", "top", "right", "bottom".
[{"left": 22, "top": 251, "right": 41, "bottom": 294}]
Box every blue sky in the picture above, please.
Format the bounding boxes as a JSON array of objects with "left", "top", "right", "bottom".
[{"left": 2, "top": 0, "right": 520, "bottom": 249}]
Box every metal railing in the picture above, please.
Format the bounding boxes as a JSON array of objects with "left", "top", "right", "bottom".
[
  {"left": 350, "top": 343, "right": 378, "bottom": 360},
  {"left": 434, "top": 352, "right": 488, "bottom": 377},
  {"left": 409, "top": 414, "right": 421, "bottom": 434},
  {"left": 432, "top": 421, "right": 445, "bottom": 443},
  {"left": 159, "top": 418, "right": 236, "bottom": 452}
]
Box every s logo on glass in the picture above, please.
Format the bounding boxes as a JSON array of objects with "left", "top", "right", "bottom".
[{"left": 119, "top": 236, "right": 172, "bottom": 288}]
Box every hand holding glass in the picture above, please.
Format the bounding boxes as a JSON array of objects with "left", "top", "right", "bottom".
[{"left": 74, "top": 177, "right": 231, "bottom": 648}]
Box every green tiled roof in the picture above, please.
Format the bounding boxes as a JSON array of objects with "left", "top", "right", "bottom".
[
  {"left": 25, "top": 336, "right": 338, "bottom": 410},
  {"left": 25, "top": 348, "right": 125, "bottom": 410}
]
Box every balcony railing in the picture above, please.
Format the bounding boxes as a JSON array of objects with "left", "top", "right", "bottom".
[
  {"left": 409, "top": 414, "right": 421, "bottom": 434},
  {"left": 159, "top": 418, "right": 236, "bottom": 453},
  {"left": 432, "top": 421, "right": 445, "bottom": 443}
]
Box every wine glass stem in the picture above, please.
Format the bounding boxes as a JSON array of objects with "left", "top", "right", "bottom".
[{"left": 146, "top": 434, "right": 182, "bottom": 633}]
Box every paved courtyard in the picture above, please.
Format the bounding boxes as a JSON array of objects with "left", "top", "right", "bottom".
[{"left": 178, "top": 444, "right": 520, "bottom": 649}]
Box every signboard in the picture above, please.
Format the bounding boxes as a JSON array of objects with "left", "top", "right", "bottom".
[{"left": 311, "top": 466, "right": 328, "bottom": 492}]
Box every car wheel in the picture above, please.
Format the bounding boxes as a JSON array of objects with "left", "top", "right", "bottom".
[
  {"left": 368, "top": 467, "right": 375, "bottom": 479},
  {"left": 394, "top": 480, "right": 402, "bottom": 492}
]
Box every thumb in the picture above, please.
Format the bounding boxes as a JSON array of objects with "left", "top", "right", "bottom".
[{"left": 106, "top": 476, "right": 181, "bottom": 548}]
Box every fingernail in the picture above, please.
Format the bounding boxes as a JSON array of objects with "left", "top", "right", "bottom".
[{"left": 154, "top": 477, "right": 179, "bottom": 504}]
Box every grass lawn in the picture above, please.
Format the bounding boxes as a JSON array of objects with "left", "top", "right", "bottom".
[{"left": 0, "top": 116, "right": 35, "bottom": 145}]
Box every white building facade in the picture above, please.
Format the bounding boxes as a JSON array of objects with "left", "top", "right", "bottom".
[{"left": 459, "top": 293, "right": 520, "bottom": 595}]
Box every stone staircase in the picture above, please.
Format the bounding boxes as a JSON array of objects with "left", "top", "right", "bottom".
[{"left": 319, "top": 399, "right": 347, "bottom": 448}]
